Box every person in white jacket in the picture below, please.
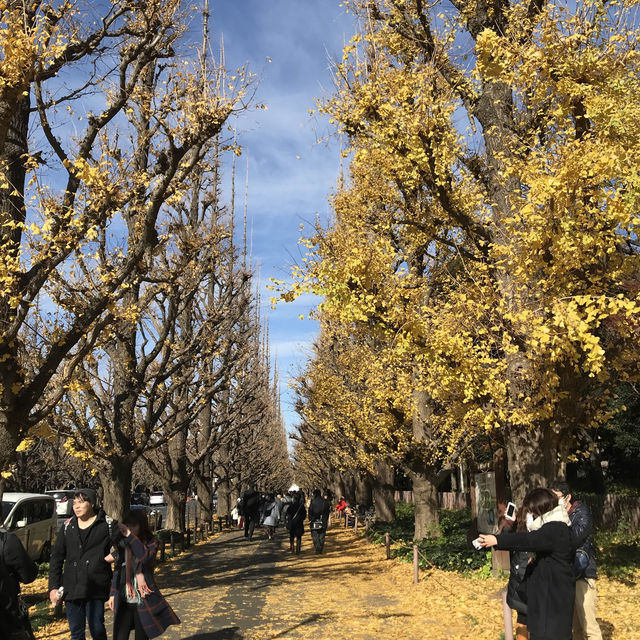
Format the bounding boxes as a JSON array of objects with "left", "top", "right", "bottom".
[{"left": 262, "top": 494, "right": 280, "bottom": 540}]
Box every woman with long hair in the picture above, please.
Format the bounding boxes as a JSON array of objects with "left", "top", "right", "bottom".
[
  {"left": 108, "top": 510, "right": 179, "bottom": 640},
  {"left": 479, "top": 488, "right": 574, "bottom": 640}
]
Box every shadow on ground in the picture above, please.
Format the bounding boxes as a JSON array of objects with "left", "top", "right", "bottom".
[
  {"left": 179, "top": 627, "right": 243, "bottom": 640},
  {"left": 159, "top": 528, "right": 380, "bottom": 600}
]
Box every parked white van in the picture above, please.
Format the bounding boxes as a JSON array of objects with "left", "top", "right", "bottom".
[{"left": 1, "top": 492, "right": 57, "bottom": 562}]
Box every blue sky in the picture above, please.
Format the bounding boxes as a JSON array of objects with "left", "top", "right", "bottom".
[{"left": 209, "top": 2, "right": 356, "bottom": 435}]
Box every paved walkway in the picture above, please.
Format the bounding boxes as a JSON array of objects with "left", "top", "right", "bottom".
[{"left": 158, "top": 529, "right": 279, "bottom": 640}]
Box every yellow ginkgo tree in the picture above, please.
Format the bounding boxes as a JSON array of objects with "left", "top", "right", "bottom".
[{"left": 282, "top": 0, "right": 640, "bottom": 532}]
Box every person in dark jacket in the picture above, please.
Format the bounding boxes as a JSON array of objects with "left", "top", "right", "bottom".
[
  {"left": 287, "top": 491, "right": 306, "bottom": 555},
  {"left": 308, "top": 489, "right": 330, "bottom": 554},
  {"left": 239, "top": 485, "right": 260, "bottom": 541},
  {"left": 0, "top": 527, "right": 38, "bottom": 639},
  {"left": 551, "top": 481, "right": 602, "bottom": 640},
  {"left": 109, "top": 510, "right": 179, "bottom": 640},
  {"left": 49, "top": 489, "right": 114, "bottom": 640},
  {"left": 478, "top": 488, "right": 574, "bottom": 640},
  {"left": 501, "top": 511, "right": 531, "bottom": 640}
]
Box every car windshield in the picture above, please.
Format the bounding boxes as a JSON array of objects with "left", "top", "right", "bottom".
[{"left": 1, "top": 501, "right": 15, "bottom": 523}]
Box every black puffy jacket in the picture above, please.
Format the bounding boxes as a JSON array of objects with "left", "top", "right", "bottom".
[
  {"left": 496, "top": 521, "right": 575, "bottom": 640},
  {"left": 568, "top": 500, "right": 597, "bottom": 580},
  {"left": 48, "top": 511, "right": 113, "bottom": 601},
  {"left": 507, "top": 550, "right": 530, "bottom": 614}
]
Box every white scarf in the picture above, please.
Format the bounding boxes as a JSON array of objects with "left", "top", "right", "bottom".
[{"left": 527, "top": 503, "right": 571, "bottom": 532}]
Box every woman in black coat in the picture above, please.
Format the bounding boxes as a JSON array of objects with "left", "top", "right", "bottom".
[
  {"left": 479, "top": 488, "right": 575, "bottom": 640},
  {"left": 287, "top": 491, "right": 306, "bottom": 555},
  {"left": 501, "top": 515, "right": 531, "bottom": 639}
]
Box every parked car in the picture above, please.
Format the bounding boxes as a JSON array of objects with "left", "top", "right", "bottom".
[
  {"left": 1, "top": 492, "right": 57, "bottom": 562},
  {"left": 149, "top": 491, "right": 166, "bottom": 505},
  {"left": 45, "top": 489, "right": 77, "bottom": 518}
]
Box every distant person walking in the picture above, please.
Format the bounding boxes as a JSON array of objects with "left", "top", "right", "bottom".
[
  {"left": 0, "top": 526, "right": 38, "bottom": 639},
  {"left": 308, "top": 489, "right": 330, "bottom": 554},
  {"left": 287, "top": 491, "right": 307, "bottom": 555},
  {"left": 478, "top": 488, "right": 574, "bottom": 640},
  {"left": 240, "top": 485, "right": 260, "bottom": 542},
  {"left": 551, "top": 481, "right": 603, "bottom": 640},
  {"left": 262, "top": 494, "right": 280, "bottom": 541},
  {"left": 109, "top": 510, "right": 179, "bottom": 640},
  {"left": 280, "top": 492, "right": 294, "bottom": 529},
  {"left": 49, "top": 489, "right": 113, "bottom": 640}
]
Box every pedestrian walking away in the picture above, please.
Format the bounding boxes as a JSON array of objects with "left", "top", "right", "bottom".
[
  {"left": 478, "top": 488, "right": 575, "bottom": 640},
  {"left": 48, "top": 489, "right": 114, "bottom": 640},
  {"left": 287, "top": 491, "right": 306, "bottom": 555},
  {"left": 308, "top": 489, "right": 330, "bottom": 554},
  {"left": 262, "top": 493, "right": 280, "bottom": 541},
  {"left": 239, "top": 485, "right": 260, "bottom": 542},
  {"left": 551, "top": 480, "right": 603, "bottom": 640},
  {"left": 0, "top": 525, "right": 38, "bottom": 640},
  {"left": 109, "top": 510, "right": 180, "bottom": 640}
]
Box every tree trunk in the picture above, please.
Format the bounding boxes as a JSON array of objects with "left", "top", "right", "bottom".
[
  {"left": 215, "top": 477, "right": 231, "bottom": 517},
  {"left": 355, "top": 473, "right": 372, "bottom": 505},
  {"left": 99, "top": 460, "right": 133, "bottom": 521},
  {"left": 505, "top": 422, "right": 562, "bottom": 505},
  {"left": 372, "top": 461, "right": 395, "bottom": 522},
  {"left": 410, "top": 467, "right": 439, "bottom": 540},
  {"left": 164, "top": 487, "right": 187, "bottom": 532},
  {"left": 195, "top": 472, "right": 213, "bottom": 522}
]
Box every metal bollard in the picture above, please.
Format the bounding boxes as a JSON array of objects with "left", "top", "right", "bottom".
[
  {"left": 160, "top": 540, "right": 166, "bottom": 562},
  {"left": 186, "top": 530, "right": 191, "bottom": 549},
  {"left": 386, "top": 532, "right": 391, "bottom": 560},
  {"left": 170, "top": 532, "right": 175, "bottom": 556},
  {"left": 413, "top": 545, "right": 419, "bottom": 584},
  {"left": 218, "top": 517, "right": 223, "bottom": 532},
  {"left": 354, "top": 516, "right": 358, "bottom": 534}
]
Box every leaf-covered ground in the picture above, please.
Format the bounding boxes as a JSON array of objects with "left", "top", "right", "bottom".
[{"left": 28, "top": 525, "right": 639, "bottom": 639}]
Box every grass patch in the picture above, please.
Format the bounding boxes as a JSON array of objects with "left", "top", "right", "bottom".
[
  {"left": 29, "top": 599, "right": 56, "bottom": 632},
  {"left": 367, "top": 503, "right": 492, "bottom": 574},
  {"left": 594, "top": 519, "right": 640, "bottom": 582}
]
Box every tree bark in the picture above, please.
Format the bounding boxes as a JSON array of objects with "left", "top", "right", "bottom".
[
  {"left": 99, "top": 460, "right": 133, "bottom": 521},
  {"left": 194, "top": 471, "right": 213, "bottom": 522},
  {"left": 215, "top": 477, "right": 231, "bottom": 518},
  {"left": 372, "top": 461, "right": 395, "bottom": 522},
  {"left": 164, "top": 486, "right": 187, "bottom": 532},
  {"left": 410, "top": 467, "right": 439, "bottom": 540},
  {"left": 505, "top": 422, "right": 563, "bottom": 505}
]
